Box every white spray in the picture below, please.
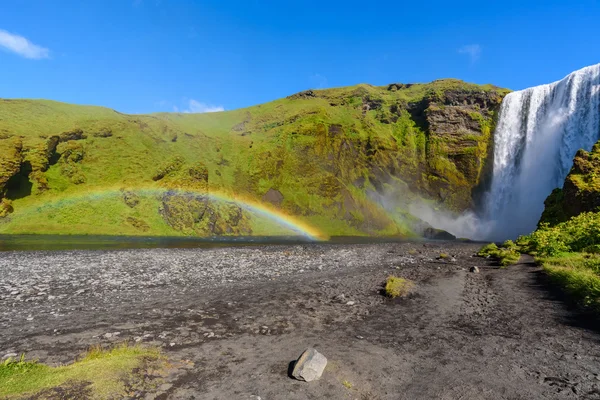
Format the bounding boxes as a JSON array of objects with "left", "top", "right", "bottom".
[{"left": 483, "top": 63, "right": 600, "bottom": 240}]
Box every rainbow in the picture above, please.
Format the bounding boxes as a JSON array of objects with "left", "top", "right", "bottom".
[{"left": 14, "top": 186, "right": 327, "bottom": 240}]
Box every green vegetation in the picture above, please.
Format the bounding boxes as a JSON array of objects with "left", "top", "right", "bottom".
[
  {"left": 0, "top": 343, "right": 163, "bottom": 399},
  {"left": 384, "top": 276, "right": 414, "bottom": 298},
  {"left": 0, "top": 80, "right": 508, "bottom": 238},
  {"left": 477, "top": 242, "right": 498, "bottom": 257},
  {"left": 513, "top": 212, "right": 600, "bottom": 308},
  {"left": 480, "top": 208, "right": 600, "bottom": 308},
  {"left": 540, "top": 143, "right": 600, "bottom": 226},
  {"left": 476, "top": 241, "right": 520, "bottom": 267}
]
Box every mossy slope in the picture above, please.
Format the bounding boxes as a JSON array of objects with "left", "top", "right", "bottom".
[
  {"left": 540, "top": 142, "right": 600, "bottom": 226},
  {"left": 0, "top": 80, "right": 508, "bottom": 237}
]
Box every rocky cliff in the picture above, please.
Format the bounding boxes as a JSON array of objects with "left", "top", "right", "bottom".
[
  {"left": 0, "top": 81, "right": 508, "bottom": 238},
  {"left": 540, "top": 142, "right": 600, "bottom": 226}
]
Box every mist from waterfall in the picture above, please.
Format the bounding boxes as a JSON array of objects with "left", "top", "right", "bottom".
[{"left": 483, "top": 63, "right": 600, "bottom": 240}]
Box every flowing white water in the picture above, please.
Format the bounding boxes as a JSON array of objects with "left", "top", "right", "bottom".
[{"left": 484, "top": 63, "right": 600, "bottom": 240}]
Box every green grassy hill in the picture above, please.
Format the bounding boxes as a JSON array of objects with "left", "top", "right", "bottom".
[{"left": 0, "top": 80, "right": 509, "bottom": 238}]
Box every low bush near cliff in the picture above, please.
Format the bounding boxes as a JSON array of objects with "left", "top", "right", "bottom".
[
  {"left": 520, "top": 211, "right": 600, "bottom": 309},
  {"left": 477, "top": 242, "right": 520, "bottom": 267},
  {"left": 525, "top": 212, "right": 600, "bottom": 257}
]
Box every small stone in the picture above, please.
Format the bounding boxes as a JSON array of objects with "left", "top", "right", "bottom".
[
  {"left": 450, "top": 257, "right": 457, "bottom": 262},
  {"left": 356, "top": 335, "right": 364, "bottom": 340},
  {"left": 104, "top": 333, "right": 113, "bottom": 339},
  {"left": 75, "top": 289, "right": 86, "bottom": 295},
  {"left": 333, "top": 294, "right": 346, "bottom": 302},
  {"left": 26, "top": 317, "right": 34, "bottom": 321},
  {"left": 158, "top": 383, "right": 173, "bottom": 392},
  {"left": 170, "top": 342, "right": 176, "bottom": 347},
  {"left": 346, "top": 301, "right": 356, "bottom": 306},
  {"left": 2, "top": 353, "right": 18, "bottom": 360},
  {"left": 291, "top": 348, "right": 327, "bottom": 382},
  {"left": 470, "top": 266, "right": 480, "bottom": 273}
]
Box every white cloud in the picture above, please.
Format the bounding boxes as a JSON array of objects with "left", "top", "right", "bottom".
[
  {"left": 458, "top": 44, "right": 481, "bottom": 63},
  {"left": 180, "top": 99, "right": 224, "bottom": 113},
  {"left": 0, "top": 29, "right": 50, "bottom": 59}
]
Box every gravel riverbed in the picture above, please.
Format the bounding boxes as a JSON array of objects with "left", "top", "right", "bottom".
[{"left": 1, "top": 241, "right": 599, "bottom": 399}]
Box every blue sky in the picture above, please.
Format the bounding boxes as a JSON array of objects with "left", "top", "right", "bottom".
[{"left": 1, "top": 0, "right": 599, "bottom": 114}]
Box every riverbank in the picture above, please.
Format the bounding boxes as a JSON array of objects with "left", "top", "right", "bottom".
[{"left": 1, "top": 242, "right": 599, "bottom": 398}]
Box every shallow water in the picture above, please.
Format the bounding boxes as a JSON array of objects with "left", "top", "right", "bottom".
[{"left": 0, "top": 234, "right": 417, "bottom": 252}]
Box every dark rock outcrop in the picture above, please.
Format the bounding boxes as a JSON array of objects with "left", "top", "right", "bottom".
[
  {"left": 540, "top": 143, "right": 600, "bottom": 226},
  {"left": 0, "top": 138, "right": 23, "bottom": 199},
  {"left": 423, "top": 227, "right": 457, "bottom": 241},
  {"left": 93, "top": 129, "right": 113, "bottom": 138},
  {"left": 59, "top": 129, "right": 87, "bottom": 142},
  {"left": 262, "top": 188, "right": 284, "bottom": 207}
]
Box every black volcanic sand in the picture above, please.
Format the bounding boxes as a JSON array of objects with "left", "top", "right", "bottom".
[{"left": 1, "top": 242, "right": 600, "bottom": 399}]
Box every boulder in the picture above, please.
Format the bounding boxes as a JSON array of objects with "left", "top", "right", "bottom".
[
  {"left": 470, "top": 266, "right": 480, "bottom": 273},
  {"left": 423, "top": 227, "right": 456, "bottom": 241},
  {"left": 291, "top": 348, "right": 327, "bottom": 382}
]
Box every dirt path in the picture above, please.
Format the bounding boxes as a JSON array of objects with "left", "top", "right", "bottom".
[{"left": 1, "top": 243, "right": 600, "bottom": 399}]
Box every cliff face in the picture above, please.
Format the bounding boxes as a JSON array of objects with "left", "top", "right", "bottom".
[
  {"left": 540, "top": 142, "right": 600, "bottom": 226},
  {"left": 0, "top": 81, "right": 508, "bottom": 237},
  {"left": 412, "top": 85, "right": 503, "bottom": 210}
]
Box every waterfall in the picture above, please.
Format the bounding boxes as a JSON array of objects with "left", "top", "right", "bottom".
[{"left": 484, "top": 63, "right": 600, "bottom": 240}]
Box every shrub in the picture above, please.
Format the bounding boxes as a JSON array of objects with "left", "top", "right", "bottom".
[
  {"left": 0, "top": 199, "right": 14, "bottom": 217},
  {"left": 477, "top": 243, "right": 498, "bottom": 257},
  {"left": 476, "top": 242, "right": 519, "bottom": 267},
  {"left": 384, "top": 276, "right": 414, "bottom": 298},
  {"left": 523, "top": 212, "right": 600, "bottom": 309},
  {"left": 502, "top": 239, "right": 517, "bottom": 250},
  {"left": 496, "top": 248, "right": 520, "bottom": 267}
]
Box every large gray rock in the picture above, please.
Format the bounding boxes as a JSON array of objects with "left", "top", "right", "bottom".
[{"left": 292, "top": 348, "right": 327, "bottom": 382}]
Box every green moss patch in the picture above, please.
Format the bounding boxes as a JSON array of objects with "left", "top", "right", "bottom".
[
  {"left": 384, "top": 276, "right": 414, "bottom": 298},
  {"left": 0, "top": 344, "right": 163, "bottom": 399}
]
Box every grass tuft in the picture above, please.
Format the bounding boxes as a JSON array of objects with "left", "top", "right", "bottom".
[
  {"left": 507, "top": 211, "right": 600, "bottom": 308},
  {"left": 476, "top": 242, "right": 520, "bottom": 267},
  {"left": 0, "top": 343, "right": 162, "bottom": 398},
  {"left": 384, "top": 276, "right": 414, "bottom": 298}
]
